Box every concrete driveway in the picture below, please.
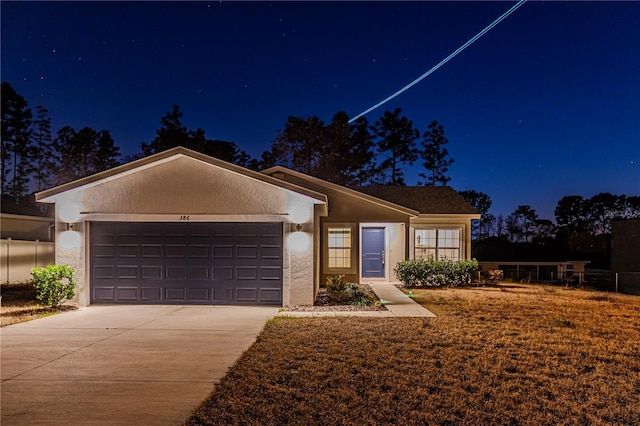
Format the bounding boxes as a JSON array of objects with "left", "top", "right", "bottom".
[{"left": 1, "top": 305, "right": 279, "bottom": 425}]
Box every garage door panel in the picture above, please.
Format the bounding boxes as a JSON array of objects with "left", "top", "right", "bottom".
[
  {"left": 236, "top": 288, "right": 258, "bottom": 302},
  {"left": 165, "top": 288, "right": 186, "bottom": 302},
  {"left": 118, "top": 266, "right": 138, "bottom": 279},
  {"left": 213, "top": 266, "right": 233, "bottom": 280},
  {"left": 237, "top": 267, "right": 258, "bottom": 280},
  {"left": 189, "top": 266, "right": 210, "bottom": 280},
  {"left": 213, "top": 245, "right": 233, "bottom": 258},
  {"left": 166, "top": 267, "right": 187, "bottom": 280},
  {"left": 94, "top": 266, "right": 115, "bottom": 279},
  {"left": 116, "top": 287, "right": 138, "bottom": 301},
  {"left": 141, "top": 287, "right": 162, "bottom": 301},
  {"left": 260, "top": 288, "right": 282, "bottom": 303},
  {"left": 237, "top": 246, "right": 258, "bottom": 259},
  {"left": 93, "top": 287, "right": 115, "bottom": 301},
  {"left": 141, "top": 266, "right": 162, "bottom": 279},
  {"left": 189, "top": 245, "right": 210, "bottom": 258},
  {"left": 213, "top": 288, "right": 233, "bottom": 302},
  {"left": 261, "top": 267, "right": 282, "bottom": 280},
  {"left": 91, "top": 222, "right": 283, "bottom": 305},
  {"left": 188, "top": 288, "right": 209, "bottom": 301}
]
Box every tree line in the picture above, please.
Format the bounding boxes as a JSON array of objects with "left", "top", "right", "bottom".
[
  {"left": 461, "top": 191, "right": 640, "bottom": 242},
  {"left": 3, "top": 80, "right": 639, "bottom": 253},
  {"left": 459, "top": 189, "right": 640, "bottom": 267},
  {"left": 1, "top": 82, "right": 455, "bottom": 204}
]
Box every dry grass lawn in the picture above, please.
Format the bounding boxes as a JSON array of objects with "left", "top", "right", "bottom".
[
  {"left": 186, "top": 284, "right": 640, "bottom": 425},
  {"left": 1, "top": 283, "right": 75, "bottom": 327}
]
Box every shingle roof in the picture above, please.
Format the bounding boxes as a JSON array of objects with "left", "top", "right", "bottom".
[{"left": 351, "top": 186, "right": 479, "bottom": 215}]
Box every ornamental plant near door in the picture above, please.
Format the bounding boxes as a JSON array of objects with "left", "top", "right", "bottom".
[{"left": 30, "top": 265, "right": 76, "bottom": 306}]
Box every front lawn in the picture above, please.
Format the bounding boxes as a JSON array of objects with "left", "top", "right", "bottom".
[
  {"left": 186, "top": 284, "right": 640, "bottom": 425},
  {"left": 1, "top": 282, "right": 75, "bottom": 327}
]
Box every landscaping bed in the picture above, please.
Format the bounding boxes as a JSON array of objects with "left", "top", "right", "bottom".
[
  {"left": 186, "top": 284, "right": 640, "bottom": 425},
  {"left": 283, "top": 281, "right": 386, "bottom": 312}
]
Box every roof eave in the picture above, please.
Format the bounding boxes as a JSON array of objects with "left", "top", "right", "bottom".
[{"left": 36, "top": 147, "right": 329, "bottom": 206}]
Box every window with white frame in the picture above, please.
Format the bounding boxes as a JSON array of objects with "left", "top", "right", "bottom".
[
  {"left": 415, "top": 228, "right": 461, "bottom": 261},
  {"left": 328, "top": 227, "right": 352, "bottom": 268}
]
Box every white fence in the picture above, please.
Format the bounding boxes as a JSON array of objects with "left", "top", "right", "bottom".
[{"left": 1, "top": 238, "right": 55, "bottom": 284}]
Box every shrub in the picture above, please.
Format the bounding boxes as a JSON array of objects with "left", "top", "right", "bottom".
[
  {"left": 346, "top": 282, "right": 371, "bottom": 306},
  {"left": 326, "top": 274, "right": 350, "bottom": 303},
  {"left": 394, "top": 258, "right": 479, "bottom": 288},
  {"left": 325, "top": 275, "right": 374, "bottom": 306},
  {"left": 488, "top": 269, "right": 504, "bottom": 284},
  {"left": 30, "top": 265, "right": 76, "bottom": 306}
]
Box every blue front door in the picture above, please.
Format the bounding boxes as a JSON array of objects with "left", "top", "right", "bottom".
[{"left": 362, "top": 227, "right": 385, "bottom": 278}]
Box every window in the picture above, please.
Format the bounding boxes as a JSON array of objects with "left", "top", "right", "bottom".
[
  {"left": 415, "top": 228, "right": 461, "bottom": 261},
  {"left": 328, "top": 227, "right": 352, "bottom": 268}
]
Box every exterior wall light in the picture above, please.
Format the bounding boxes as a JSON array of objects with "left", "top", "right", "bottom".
[
  {"left": 59, "top": 230, "right": 81, "bottom": 249},
  {"left": 295, "top": 223, "right": 303, "bottom": 232}
]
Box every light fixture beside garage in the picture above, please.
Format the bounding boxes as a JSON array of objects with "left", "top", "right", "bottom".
[
  {"left": 59, "top": 229, "right": 81, "bottom": 249},
  {"left": 288, "top": 222, "right": 310, "bottom": 253}
]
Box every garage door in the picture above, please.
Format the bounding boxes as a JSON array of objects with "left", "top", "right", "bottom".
[{"left": 90, "top": 222, "right": 283, "bottom": 305}]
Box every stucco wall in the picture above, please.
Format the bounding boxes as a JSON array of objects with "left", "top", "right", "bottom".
[{"left": 50, "top": 156, "right": 319, "bottom": 307}]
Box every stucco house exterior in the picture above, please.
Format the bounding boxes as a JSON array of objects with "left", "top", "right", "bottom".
[{"left": 36, "top": 146, "right": 479, "bottom": 307}]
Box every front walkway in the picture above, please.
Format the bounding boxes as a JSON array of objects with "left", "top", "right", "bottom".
[{"left": 280, "top": 283, "right": 436, "bottom": 318}]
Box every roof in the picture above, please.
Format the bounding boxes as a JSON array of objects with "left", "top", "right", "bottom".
[
  {"left": 36, "top": 147, "right": 328, "bottom": 210},
  {"left": 261, "top": 166, "right": 419, "bottom": 216},
  {"left": 351, "top": 186, "right": 480, "bottom": 215}
]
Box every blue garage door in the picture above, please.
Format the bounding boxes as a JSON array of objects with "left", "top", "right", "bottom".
[{"left": 90, "top": 222, "right": 283, "bottom": 305}]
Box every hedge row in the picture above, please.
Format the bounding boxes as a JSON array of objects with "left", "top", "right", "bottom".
[{"left": 393, "top": 258, "right": 479, "bottom": 287}]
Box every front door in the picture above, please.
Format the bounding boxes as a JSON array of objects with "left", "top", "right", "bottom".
[{"left": 362, "top": 227, "right": 385, "bottom": 278}]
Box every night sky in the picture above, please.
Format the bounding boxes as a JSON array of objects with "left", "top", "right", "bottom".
[{"left": 2, "top": 1, "right": 639, "bottom": 219}]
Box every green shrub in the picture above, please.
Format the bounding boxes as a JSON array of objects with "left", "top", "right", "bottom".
[
  {"left": 394, "top": 258, "right": 479, "bottom": 288},
  {"left": 326, "top": 275, "right": 374, "bottom": 306},
  {"left": 326, "top": 274, "right": 350, "bottom": 303},
  {"left": 30, "top": 265, "right": 76, "bottom": 306},
  {"left": 346, "top": 282, "right": 371, "bottom": 306}
]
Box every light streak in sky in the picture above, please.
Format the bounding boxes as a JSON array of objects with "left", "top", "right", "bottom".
[{"left": 348, "top": 0, "right": 528, "bottom": 123}]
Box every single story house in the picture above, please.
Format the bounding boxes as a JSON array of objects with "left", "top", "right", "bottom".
[{"left": 36, "top": 146, "right": 479, "bottom": 307}]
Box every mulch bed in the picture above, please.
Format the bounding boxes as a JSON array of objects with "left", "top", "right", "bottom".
[{"left": 283, "top": 283, "right": 387, "bottom": 312}]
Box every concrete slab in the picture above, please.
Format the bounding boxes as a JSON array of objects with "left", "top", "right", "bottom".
[
  {"left": 1, "top": 305, "right": 278, "bottom": 426},
  {"left": 371, "top": 283, "right": 437, "bottom": 317}
]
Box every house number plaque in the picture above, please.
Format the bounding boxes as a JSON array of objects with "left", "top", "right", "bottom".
[{"left": 179, "top": 215, "right": 190, "bottom": 220}]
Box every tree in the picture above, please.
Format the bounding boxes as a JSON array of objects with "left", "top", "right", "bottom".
[
  {"left": 512, "top": 205, "right": 539, "bottom": 242},
  {"left": 555, "top": 195, "right": 588, "bottom": 234},
  {"left": 586, "top": 193, "right": 624, "bottom": 235},
  {"left": 1, "top": 82, "right": 34, "bottom": 201},
  {"left": 372, "top": 108, "right": 419, "bottom": 185},
  {"left": 52, "top": 126, "right": 121, "bottom": 184},
  {"left": 141, "top": 105, "right": 190, "bottom": 156},
  {"left": 505, "top": 213, "right": 520, "bottom": 243},
  {"left": 269, "top": 111, "right": 379, "bottom": 186},
  {"left": 458, "top": 190, "right": 492, "bottom": 240},
  {"left": 348, "top": 116, "right": 378, "bottom": 185},
  {"left": 271, "top": 115, "right": 326, "bottom": 176},
  {"left": 419, "top": 120, "right": 454, "bottom": 186},
  {"left": 141, "top": 105, "right": 252, "bottom": 165},
  {"left": 31, "top": 106, "right": 56, "bottom": 191}
]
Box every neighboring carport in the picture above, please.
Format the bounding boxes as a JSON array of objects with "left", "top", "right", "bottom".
[{"left": 0, "top": 305, "right": 278, "bottom": 425}]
